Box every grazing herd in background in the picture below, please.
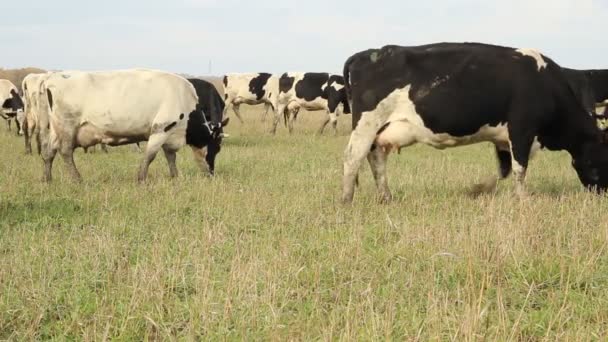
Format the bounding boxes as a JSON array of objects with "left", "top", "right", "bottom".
[{"left": 2, "top": 41, "right": 608, "bottom": 203}]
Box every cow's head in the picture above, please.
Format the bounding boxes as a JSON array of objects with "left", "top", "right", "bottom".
[
  {"left": 204, "top": 117, "right": 229, "bottom": 175},
  {"left": 186, "top": 109, "right": 229, "bottom": 175},
  {"left": 572, "top": 142, "right": 608, "bottom": 193}
]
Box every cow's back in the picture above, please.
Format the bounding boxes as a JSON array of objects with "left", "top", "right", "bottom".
[{"left": 46, "top": 69, "right": 198, "bottom": 136}]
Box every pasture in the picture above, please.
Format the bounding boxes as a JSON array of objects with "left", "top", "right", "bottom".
[{"left": 1, "top": 107, "right": 608, "bottom": 340}]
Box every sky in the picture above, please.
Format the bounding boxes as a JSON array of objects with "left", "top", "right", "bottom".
[{"left": 2, "top": 0, "right": 608, "bottom": 75}]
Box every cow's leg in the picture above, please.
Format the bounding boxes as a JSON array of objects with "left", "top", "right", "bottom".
[
  {"left": 162, "top": 145, "right": 178, "bottom": 178},
  {"left": 318, "top": 116, "right": 331, "bottom": 135},
  {"left": 133, "top": 142, "right": 142, "bottom": 153},
  {"left": 23, "top": 120, "right": 32, "bottom": 154},
  {"left": 6, "top": 119, "right": 10, "bottom": 131},
  {"left": 342, "top": 113, "right": 389, "bottom": 203},
  {"left": 190, "top": 146, "right": 209, "bottom": 174},
  {"left": 101, "top": 143, "right": 108, "bottom": 153},
  {"left": 59, "top": 136, "right": 82, "bottom": 182},
  {"left": 35, "top": 132, "right": 41, "bottom": 155},
  {"left": 508, "top": 128, "right": 536, "bottom": 199},
  {"left": 330, "top": 109, "right": 340, "bottom": 135},
  {"left": 367, "top": 146, "right": 392, "bottom": 203},
  {"left": 261, "top": 103, "right": 270, "bottom": 122},
  {"left": 270, "top": 103, "right": 285, "bottom": 134},
  {"left": 471, "top": 144, "right": 512, "bottom": 196},
  {"left": 138, "top": 133, "right": 165, "bottom": 182},
  {"left": 287, "top": 108, "right": 299, "bottom": 134},
  {"left": 42, "top": 145, "right": 57, "bottom": 182},
  {"left": 232, "top": 104, "right": 244, "bottom": 124}
]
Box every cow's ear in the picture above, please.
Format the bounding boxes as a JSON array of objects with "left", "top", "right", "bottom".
[{"left": 221, "top": 117, "right": 230, "bottom": 127}]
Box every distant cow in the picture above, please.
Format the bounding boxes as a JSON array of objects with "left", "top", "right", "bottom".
[
  {"left": 273, "top": 73, "right": 351, "bottom": 135},
  {"left": 0, "top": 79, "right": 24, "bottom": 133},
  {"left": 20, "top": 73, "right": 48, "bottom": 154},
  {"left": 223, "top": 73, "right": 278, "bottom": 123},
  {"left": 342, "top": 43, "right": 608, "bottom": 203},
  {"left": 41, "top": 69, "right": 229, "bottom": 182}
]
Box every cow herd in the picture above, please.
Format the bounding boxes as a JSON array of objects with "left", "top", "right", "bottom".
[{"left": 2, "top": 42, "right": 608, "bottom": 204}]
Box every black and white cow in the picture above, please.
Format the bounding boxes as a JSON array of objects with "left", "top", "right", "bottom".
[
  {"left": 41, "top": 69, "right": 228, "bottom": 182},
  {"left": 1, "top": 79, "right": 24, "bottom": 133},
  {"left": 273, "top": 72, "right": 351, "bottom": 135},
  {"left": 342, "top": 43, "right": 608, "bottom": 203},
  {"left": 223, "top": 73, "right": 278, "bottom": 123}
]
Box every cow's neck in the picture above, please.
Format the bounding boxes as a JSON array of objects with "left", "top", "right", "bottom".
[{"left": 587, "top": 70, "right": 608, "bottom": 102}]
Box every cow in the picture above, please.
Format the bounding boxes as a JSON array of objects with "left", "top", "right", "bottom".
[
  {"left": 341, "top": 43, "right": 608, "bottom": 204},
  {"left": 0, "top": 79, "right": 24, "bottom": 133},
  {"left": 272, "top": 73, "right": 351, "bottom": 135},
  {"left": 21, "top": 73, "right": 113, "bottom": 155},
  {"left": 20, "top": 73, "right": 48, "bottom": 154},
  {"left": 40, "top": 69, "right": 229, "bottom": 183},
  {"left": 223, "top": 73, "right": 278, "bottom": 123}
]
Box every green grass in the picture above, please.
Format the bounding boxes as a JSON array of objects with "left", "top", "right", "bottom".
[{"left": 1, "top": 107, "right": 608, "bottom": 340}]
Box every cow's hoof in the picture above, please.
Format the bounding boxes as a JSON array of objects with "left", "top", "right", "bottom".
[
  {"left": 378, "top": 193, "right": 393, "bottom": 204},
  {"left": 469, "top": 177, "right": 498, "bottom": 197}
]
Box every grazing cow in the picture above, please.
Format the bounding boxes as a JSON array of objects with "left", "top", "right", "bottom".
[
  {"left": 342, "top": 43, "right": 608, "bottom": 203},
  {"left": 41, "top": 69, "right": 229, "bottom": 182},
  {"left": 273, "top": 73, "right": 351, "bottom": 135},
  {"left": 223, "top": 73, "right": 278, "bottom": 123},
  {"left": 0, "top": 79, "right": 24, "bottom": 132}
]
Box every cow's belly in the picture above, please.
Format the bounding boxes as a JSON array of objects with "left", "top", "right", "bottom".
[
  {"left": 294, "top": 98, "right": 327, "bottom": 112},
  {"left": 234, "top": 96, "right": 265, "bottom": 105},
  {"left": 76, "top": 122, "right": 148, "bottom": 147},
  {"left": 375, "top": 120, "right": 510, "bottom": 153}
]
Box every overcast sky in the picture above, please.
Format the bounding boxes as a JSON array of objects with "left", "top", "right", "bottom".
[{"left": 2, "top": 0, "right": 607, "bottom": 75}]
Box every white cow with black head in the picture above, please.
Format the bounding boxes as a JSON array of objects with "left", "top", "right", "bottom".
[{"left": 41, "top": 69, "right": 228, "bottom": 182}]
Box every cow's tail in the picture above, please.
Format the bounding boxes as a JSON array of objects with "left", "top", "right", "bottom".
[{"left": 343, "top": 53, "right": 358, "bottom": 129}]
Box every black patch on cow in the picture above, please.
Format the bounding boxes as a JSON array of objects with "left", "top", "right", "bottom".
[
  {"left": 279, "top": 73, "right": 295, "bottom": 93},
  {"left": 248, "top": 73, "right": 272, "bottom": 101},
  {"left": 1, "top": 98, "right": 11, "bottom": 109},
  {"left": 188, "top": 78, "right": 226, "bottom": 124},
  {"left": 164, "top": 121, "right": 177, "bottom": 132},
  {"left": 10, "top": 89, "right": 23, "bottom": 110},
  {"left": 223, "top": 75, "right": 228, "bottom": 87},
  {"left": 179, "top": 113, "right": 184, "bottom": 120},
  {"left": 294, "top": 73, "right": 330, "bottom": 101},
  {"left": 46, "top": 89, "right": 54, "bottom": 111},
  {"left": 2, "top": 89, "right": 24, "bottom": 112}
]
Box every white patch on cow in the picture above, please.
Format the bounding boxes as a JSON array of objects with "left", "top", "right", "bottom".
[
  {"left": 372, "top": 85, "right": 510, "bottom": 153},
  {"left": 331, "top": 82, "right": 344, "bottom": 91},
  {"left": 515, "top": 48, "right": 547, "bottom": 71}
]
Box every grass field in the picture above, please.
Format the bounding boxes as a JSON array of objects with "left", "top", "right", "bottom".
[{"left": 1, "top": 107, "right": 608, "bottom": 340}]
